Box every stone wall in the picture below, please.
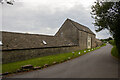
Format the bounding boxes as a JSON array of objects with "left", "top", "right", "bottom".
[
  {"left": 2, "top": 46, "right": 82, "bottom": 64},
  {"left": 91, "top": 34, "right": 96, "bottom": 48},
  {"left": 55, "top": 19, "right": 79, "bottom": 45},
  {"left": 78, "top": 31, "right": 87, "bottom": 49},
  {"left": 95, "top": 39, "right": 103, "bottom": 47}
]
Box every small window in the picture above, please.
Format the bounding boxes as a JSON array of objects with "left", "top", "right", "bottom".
[
  {"left": 42, "top": 40, "right": 47, "bottom": 45},
  {"left": 0, "top": 41, "right": 2, "bottom": 46},
  {"left": 61, "top": 32, "right": 63, "bottom": 37}
]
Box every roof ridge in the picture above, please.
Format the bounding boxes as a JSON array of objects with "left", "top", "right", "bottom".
[{"left": 1, "top": 31, "right": 54, "bottom": 37}]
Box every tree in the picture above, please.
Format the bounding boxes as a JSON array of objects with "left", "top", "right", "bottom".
[
  {"left": 100, "top": 37, "right": 113, "bottom": 42},
  {"left": 91, "top": 0, "right": 120, "bottom": 55}
]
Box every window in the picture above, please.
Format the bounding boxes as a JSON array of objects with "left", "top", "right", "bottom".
[
  {"left": 0, "top": 41, "right": 2, "bottom": 46},
  {"left": 42, "top": 40, "right": 47, "bottom": 45}
]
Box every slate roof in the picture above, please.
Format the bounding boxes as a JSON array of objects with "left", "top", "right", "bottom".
[
  {"left": 1, "top": 31, "right": 75, "bottom": 50},
  {"left": 67, "top": 19, "right": 95, "bottom": 35}
]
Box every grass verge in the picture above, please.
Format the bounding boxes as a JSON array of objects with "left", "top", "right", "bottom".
[
  {"left": 109, "top": 40, "right": 119, "bottom": 59},
  {"left": 2, "top": 44, "right": 106, "bottom": 74},
  {"left": 111, "top": 46, "right": 119, "bottom": 59}
]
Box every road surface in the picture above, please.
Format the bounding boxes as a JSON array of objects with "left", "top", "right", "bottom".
[{"left": 9, "top": 44, "right": 118, "bottom": 78}]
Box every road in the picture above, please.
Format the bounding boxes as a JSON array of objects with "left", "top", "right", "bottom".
[{"left": 9, "top": 44, "right": 118, "bottom": 78}]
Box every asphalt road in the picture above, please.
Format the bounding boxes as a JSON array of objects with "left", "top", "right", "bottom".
[{"left": 9, "top": 44, "right": 118, "bottom": 78}]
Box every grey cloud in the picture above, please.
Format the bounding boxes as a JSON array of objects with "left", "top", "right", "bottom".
[
  {"left": 96, "top": 29, "right": 112, "bottom": 39},
  {"left": 2, "top": 1, "right": 110, "bottom": 38}
]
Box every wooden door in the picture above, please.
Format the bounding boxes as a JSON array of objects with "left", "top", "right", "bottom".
[{"left": 87, "top": 36, "right": 91, "bottom": 49}]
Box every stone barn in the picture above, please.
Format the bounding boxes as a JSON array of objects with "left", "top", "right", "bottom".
[
  {"left": 0, "top": 18, "right": 102, "bottom": 63},
  {"left": 55, "top": 19, "right": 96, "bottom": 49}
]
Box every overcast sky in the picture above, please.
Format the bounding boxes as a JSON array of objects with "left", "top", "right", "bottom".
[{"left": 0, "top": 0, "right": 111, "bottom": 39}]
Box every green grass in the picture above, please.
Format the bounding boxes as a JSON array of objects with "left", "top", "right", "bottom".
[
  {"left": 101, "top": 43, "right": 106, "bottom": 47},
  {"left": 0, "top": 64, "right": 2, "bottom": 74},
  {"left": 111, "top": 46, "right": 119, "bottom": 59},
  {"left": 2, "top": 44, "right": 106, "bottom": 74},
  {"left": 109, "top": 40, "right": 119, "bottom": 59},
  {"left": 109, "top": 40, "right": 115, "bottom": 45}
]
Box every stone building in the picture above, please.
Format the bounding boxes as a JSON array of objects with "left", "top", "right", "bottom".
[
  {"left": 0, "top": 19, "right": 102, "bottom": 63},
  {"left": 55, "top": 19, "right": 96, "bottom": 49}
]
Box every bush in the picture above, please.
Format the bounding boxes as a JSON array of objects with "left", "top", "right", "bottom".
[
  {"left": 109, "top": 40, "right": 119, "bottom": 59},
  {"left": 109, "top": 40, "right": 115, "bottom": 45},
  {"left": 111, "top": 46, "right": 119, "bottom": 59}
]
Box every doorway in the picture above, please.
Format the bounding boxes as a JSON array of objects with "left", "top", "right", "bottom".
[{"left": 87, "top": 36, "right": 91, "bottom": 49}]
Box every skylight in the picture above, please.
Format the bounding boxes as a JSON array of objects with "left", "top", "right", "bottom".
[
  {"left": 0, "top": 41, "right": 2, "bottom": 46},
  {"left": 42, "top": 40, "right": 47, "bottom": 45}
]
